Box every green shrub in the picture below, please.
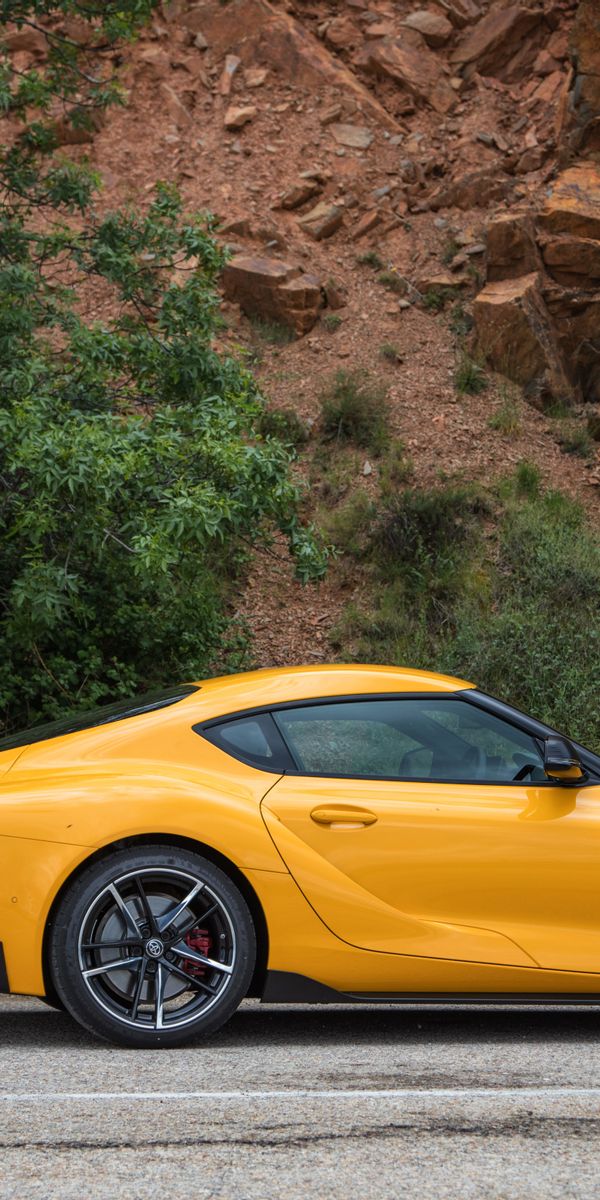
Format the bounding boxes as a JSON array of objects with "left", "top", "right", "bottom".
[
  {"left": 321, "top": 492, "right": 375, "bottom": 559},
  {"left": 380, "top": 343, "right": 401, "bottom": 363},
  {"left": 0, "top": 1, "right": 326, "bottom": 733},
  {"left": 320, "top": 369, "right": 389, "bottom": 454},
  {"left": 488, "top": 397, "right": 522, "bottom": 435},
  {"left": 357, "top": 250, "right": 383, "bottom": 269},
  {"left": 322, "top": 313, "right": 342, "bottom": 333},
  {"left": 449, "top": 302, "right": 473, "bottom": 338},
  {"left": 422, "top": 288, "right": 454, "bottom": 312},
  {"left": 379, "top": 440, "right": 414, "bottom": 497},
  {"left": 249, "top": 316, "right": 295, "bottom": 345},
  {"left": 330, "top": 470, "right": 600, "bottom": 749},
  {"left": 377, "top": 270, "right": 406, "bottom": 295},
  {"left": 514, "top": 460, "right": 541, "bottom": 498},
  {"left": 557, "top": 421, "right": 594, "bottom": 459},
  {"left": 257, "top": 406, "right": 309, "bottom": 447},
  {"left": 310, "top": 447, "right": 360, "bottom": 504},
  {"left": 442, "top": 238, "right": 461, "bottom": 266},
  {"left": 454, "top": 352, "right": 487, "bottom": 395}
]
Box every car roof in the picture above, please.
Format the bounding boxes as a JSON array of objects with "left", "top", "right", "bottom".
[{"left": 193, "top": 664, "right": 475, "bottom": 719}]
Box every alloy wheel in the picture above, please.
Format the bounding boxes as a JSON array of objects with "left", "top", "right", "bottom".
[{"left": 77, "top": 867, "right": 236, "bottom": 1032}]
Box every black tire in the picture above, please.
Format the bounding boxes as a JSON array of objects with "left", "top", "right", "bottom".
[
  {"left": 48, "top": 844, "right": 256, "bottom": 1048},
  {"left": 38, "top": 993, "right": 66, "bottom": 1012}
]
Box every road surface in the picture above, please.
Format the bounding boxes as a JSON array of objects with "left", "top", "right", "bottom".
[{"left": 2, "top": 995, "right": 600, "bottom": 1198}]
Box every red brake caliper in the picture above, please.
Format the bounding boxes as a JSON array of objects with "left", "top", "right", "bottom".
[{"left": 183, "top": 928, "right": 212, "bottom": 976}]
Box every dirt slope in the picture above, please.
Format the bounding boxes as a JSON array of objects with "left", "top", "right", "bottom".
[{"left": 31, "top": 0, "right": 600, "bottom": 662}]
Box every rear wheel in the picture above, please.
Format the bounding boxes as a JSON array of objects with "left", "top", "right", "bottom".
[{"left": 48, "top": 845, "right": 256, "bottom": 1047}]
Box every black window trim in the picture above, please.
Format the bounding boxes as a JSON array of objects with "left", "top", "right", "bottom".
[
  {"left": 194, "top": 690, "right": 600, "bottom": 785},
  {"left": 194, "top": 710, "right": 295, "bottom": 774}
]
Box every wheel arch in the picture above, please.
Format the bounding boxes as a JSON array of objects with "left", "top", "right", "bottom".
[{"left": 42, "top": 833, "right": 269, "bottom": 1002}]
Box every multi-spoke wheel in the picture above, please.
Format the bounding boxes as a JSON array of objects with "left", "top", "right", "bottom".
[{"left": 48, "top": 845, "right": 256, "bottom": 1047}]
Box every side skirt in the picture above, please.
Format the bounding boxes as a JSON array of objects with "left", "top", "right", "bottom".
[{"left": 261, "top": 970, "right": 600, "bottom": 1006}]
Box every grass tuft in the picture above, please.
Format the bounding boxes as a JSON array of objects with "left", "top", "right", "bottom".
[
  {"left": 322, "top": 313, "right": 342, "bottom": 333},
  {"left": 320, "top": 369, "right": 389, "bottom": 455},
  {"left": 377, "top": 270, "right": 406, "bottom": 295},
  {"left": 454, "top": 352, "right": 487, "bottom": 395}
]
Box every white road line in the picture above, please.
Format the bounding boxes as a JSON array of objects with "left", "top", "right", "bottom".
[{"left": 0, "top": 1088, "right": 600, "bottom": 1102}]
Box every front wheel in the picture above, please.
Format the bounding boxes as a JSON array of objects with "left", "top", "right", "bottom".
[{"left": 48, "top": 845, "right": 256, "bottom": 1048}]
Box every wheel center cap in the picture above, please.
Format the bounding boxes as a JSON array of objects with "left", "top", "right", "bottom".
[{"left": 145, "top": 937, "right": 164, "bottom": 959}]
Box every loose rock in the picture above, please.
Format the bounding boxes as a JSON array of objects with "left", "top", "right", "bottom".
[
  {"left": 224, "top": 105, "right": 257, "bottom": 131},
  {"left": 298, "top": 201, "right": 345, "bottom": 240}
]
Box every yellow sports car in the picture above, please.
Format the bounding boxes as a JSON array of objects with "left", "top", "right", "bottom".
[{"left": 1, "top": 664, "right": 599, "bottom": 1047}]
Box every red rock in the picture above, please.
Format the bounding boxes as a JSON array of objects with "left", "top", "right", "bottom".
[
  {"left": 4, "top": 27, "right": 47, "bottom": 54},
  {"left": 298, "top": 201, "right": 344, "bottom": 240},
  {"left": 160, "top": 83, "right": 192, "bottom": 128},
  {"left": 319, "top": 102, "right": 343, "bottom": 126},
  {"left": 323, "top": 278, "right": 348, "bottom": 310},
  {"left": 402, "top": 10, "right": 453, "bottom": 48},
  {"left": 416, "top": 270, "right": 468, "bottom": 292},
  {"left": 219, "top": 54, "right": 241, "bottom": 96},
  {"left": 486, "top": 211, "right": 541, "bottom": 281},
  {"left": 429, "top": 168, "right": 513, "bottom": 210},
  {"left": 324, "top": 17, "right": 357, "bottom": 51},
  {"left": 222, "top": 255, "right": 322, "bottom": 336},
  {"left": 515, "top": 146, "right": 544, "bottom": 174},
  {"left": 529, "top": 70, "right": 564, "bottom": 106},
  {"left": 547, "top": 29, "right": 569, "bottom": 61},
  {"left": 542, "top": 237, "right": 600, "bottom": 288},
  {"left": 277, "top": 180, "right": 320, "bottom": 210},
  {"left": 473, "top": 273, "right": 573, "bottom": 402},
  {"left": 538, "top": 163, "right": 600, "bottom": 241},
  {"left": 451, "top": 7, "right": 545, "bottom": 78},
  {"left": 244, "top": 67, "right": 268, "bottom": 87},
  {"left": 436, "top": 0, "right": 481, "bottom": 29},
  {"left": 568, "top": 0, "right": 600, "bottom": 150},
  {"left": 224, "top": 105, "right": 257, "bottom": 130},
  {"left": 330, "top": 123, "right": 373, "bottom": 149},
  {"left": 138, "top": 45, "right": 171, "bottom": 76},
  {"left": 351, "top": 210, "right": 382, "bottom": 239},
  {"left": 533, "top": 49, "right": 560, "bottom": 76},
  {"left": 358, "top": 39, "right": 457, "bottom": 114},
  {"left": 195, "top": 0, "right": 399, "bottom": 131},
  {"left": 364, "top": 22, "right": 395, "bottom": 40}
]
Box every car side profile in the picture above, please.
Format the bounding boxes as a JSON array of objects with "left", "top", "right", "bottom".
[{"left": 1, "top": 663, "right": 600, "bottom": 1048}]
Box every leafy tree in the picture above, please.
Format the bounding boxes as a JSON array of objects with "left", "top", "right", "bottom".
[{"left": 0, "top": 3, "right": 326, "bottom": 731}]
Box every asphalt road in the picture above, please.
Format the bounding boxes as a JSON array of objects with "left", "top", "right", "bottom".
[{"left": 2, "top": 995, "right": 600, "bottom": 1198}]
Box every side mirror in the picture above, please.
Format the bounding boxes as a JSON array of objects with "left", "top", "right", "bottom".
[{"left": 544, "top": 735, "right": 586, "bottom": 785}]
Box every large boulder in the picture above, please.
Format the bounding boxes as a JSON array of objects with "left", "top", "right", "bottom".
[
  {"left": 222, "top": 255, "right": 322, "bottom": 336},
  {"left": 560, "top": 0, "right": 600, "bottom": 156},
  {"left": 473, "top": 273, "right": 574, "bottom": 404},
  {"left": 450, "top": 6, "right": 546, "bottom": 80},
  {"left": 475, "top": 162, "right": 600, "bottom": 404},
  {"left": 541, "top": 237, "right": 600, "bottom": 288},
  {"left": 486, "top": 211, "right": 542, "bottom": 282},
  {"left": 538, "top": 162, "right": 600, "bottom": 241},
  {"left": 357, "top": 38, "right": 457, "bottom": 115}
]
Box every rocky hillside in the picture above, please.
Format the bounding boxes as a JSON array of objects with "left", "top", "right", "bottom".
[{"left": 8, "top": 0, "right": 600, "bottom": 662}]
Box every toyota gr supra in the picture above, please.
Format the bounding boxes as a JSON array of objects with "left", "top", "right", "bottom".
[{"left": 2, "top": 664, "right": 600, "bottom": 1047}]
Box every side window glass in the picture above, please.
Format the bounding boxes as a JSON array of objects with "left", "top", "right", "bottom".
[
  {"left": 273, "top": 699, "right": 545, "bottom": 783},
  {"left": 195, "top": 713, "right": 292, "bottom": 772}
]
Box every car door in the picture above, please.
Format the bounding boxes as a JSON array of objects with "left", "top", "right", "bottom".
[{"left": 260, "top": 696, "right": 600, "bottom": 974}]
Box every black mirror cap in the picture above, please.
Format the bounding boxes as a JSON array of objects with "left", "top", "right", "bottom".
[{"left": 544, "top": 735, "right": 587, "bottom": 785}]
